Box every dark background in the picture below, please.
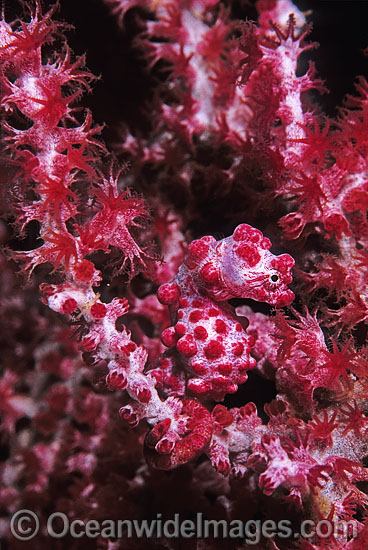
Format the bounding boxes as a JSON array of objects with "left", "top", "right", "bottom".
[{"left": 6, "top": 0, "right": 367, "bottom": 143}]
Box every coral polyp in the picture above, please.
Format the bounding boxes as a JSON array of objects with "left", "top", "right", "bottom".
[{"left": 1, "top": 1, "right": 368, "bottom": 549}]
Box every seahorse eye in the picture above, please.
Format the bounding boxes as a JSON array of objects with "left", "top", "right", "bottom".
[{"left": 270, "top": 273, "right": 279, "bottom": 283}]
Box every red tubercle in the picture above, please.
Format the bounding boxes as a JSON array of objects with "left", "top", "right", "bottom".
[
  {"left": 199, "top": 262, "right": 219, "bottom": 284},
  {"left": 214, "top": 319, "right": 227, "bottom": 333},
  {"left": 177, "top": 335, "right": 197, "bottom": 357},
  {"left": 212, "top": 375, "right": 230, "bottom": 389},
  {"left": 232, "top": 342, "right": 244, "bottom": 356},
  {"left": 179, "top": 297, "right": 189, "bottom": 308},
  {"left": 191, "top": 362, "right": 208, "bottom": 375},
  {"left": 187, "top": 378, "right": 211, "bottom": 395},
  {"left": 161, "top": 327, "right": 179, "bottom": 347},
  {"left": 233, "top": 224, "right": 252, "bottom": 242},
  {"left": 157, "top": 282, "right": 181, "bottom": 305},
  {"left": 174, "top": 323, "right": 187, "bottom": 336},
  {"left": 218, "top": 363, "right": 232, "bottom": 375},
  {"left": 192, "top": 299, "right": 206, "bottom": 308},
  {"left": 193, "top": 325, "right": 208, "bottom": 340},
  {"left": 189, "top": 310, "right": 203, "bottom": 322},
  {"left": 185, "top": 239, "right": 210, "bottom": 269},
  {"left": 204, "top": 340, "right": 224, "bottom": 360},
  {"left": 235, "top": 243, "right": 261, "bottom": 266}
]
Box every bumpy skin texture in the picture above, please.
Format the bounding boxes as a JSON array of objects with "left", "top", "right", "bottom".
[
  {"left": 3, "top": 2, "right": 368, "bottom": 549},
  {"left": 156, "top": 224, "right": 294, "bottom": 400}
]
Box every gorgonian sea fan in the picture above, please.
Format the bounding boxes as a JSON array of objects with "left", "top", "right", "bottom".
[{"left": 1, "top": 1, "right": 368, "bottom": 549}]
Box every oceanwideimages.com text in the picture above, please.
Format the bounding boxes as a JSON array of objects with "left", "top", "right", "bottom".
[{"left": 10, "top": 510, "right": 358, "bottom": 543}]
